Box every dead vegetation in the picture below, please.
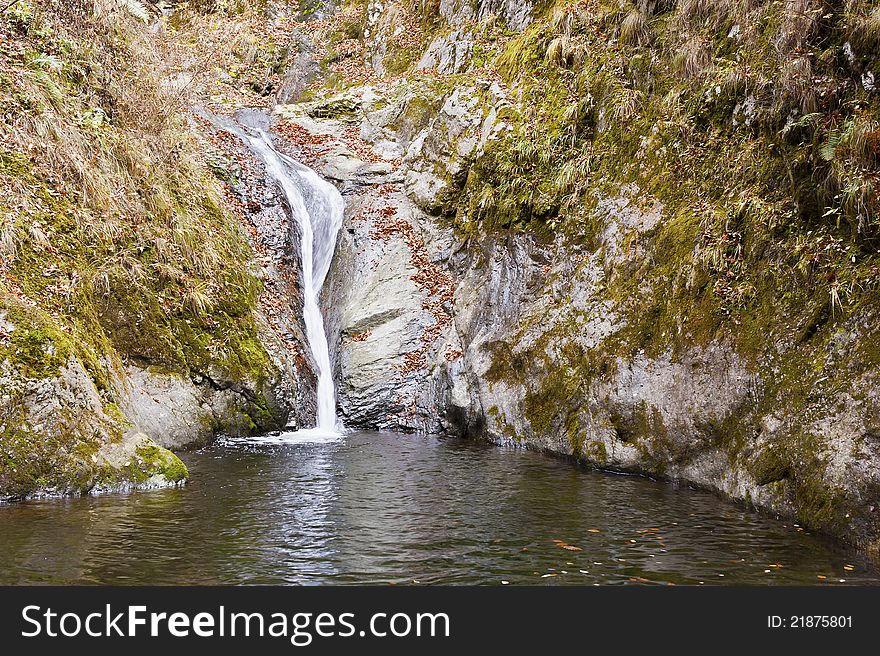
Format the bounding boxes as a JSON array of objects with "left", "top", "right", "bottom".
[{"left": 0, "top": 0, "right": 279, "bottom": 386}]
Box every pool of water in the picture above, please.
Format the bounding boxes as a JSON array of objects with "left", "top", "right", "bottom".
[{"left": 0, "top": 431, "right": 876, "bottom": 585}]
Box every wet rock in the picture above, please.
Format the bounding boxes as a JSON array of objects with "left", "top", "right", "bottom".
[
  {"left": 119, "top": 364, "right": 290, "bottom": 449},
  {"left": 324, "top": 185, "right": 459, "bottom": 432}
]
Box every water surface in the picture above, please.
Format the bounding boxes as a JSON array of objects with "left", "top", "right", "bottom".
[{"left": 0, "top": 431, "right": 876, "bottom": 585}]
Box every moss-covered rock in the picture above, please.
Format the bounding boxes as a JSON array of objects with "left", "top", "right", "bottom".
[{"left": 0, "top": 0, "right": 299, "bottom": 499}]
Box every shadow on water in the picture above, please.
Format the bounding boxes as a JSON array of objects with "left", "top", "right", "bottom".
[{"left": 0, "top": 432, "right": 877, "bottom": 585}]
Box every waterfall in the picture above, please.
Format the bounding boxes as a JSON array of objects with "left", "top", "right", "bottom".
[{"left": 239, "top": 126, "right": 345, "bottom": 436}]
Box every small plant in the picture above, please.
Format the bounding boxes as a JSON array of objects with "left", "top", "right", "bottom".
[
  {"left": 620, "top": 8, "right": 650, "bottom": 46},
  {"left": 847, "top": 5, "right": 880, "bottom": 52},
  {"left": 184, "top": 283, "right": 216, "bottom": 316},
  {"left": 0, "top": 219, "right": 20, "bottom": 260},
  {"left": 118, "top": 0, "right": 150, "bottom": 23},
  {"left": 675, "top": 35, "right": 711, "bottom": 80},
  {"left": 546, "top": 36, "right": 572, "bottom": 68}
]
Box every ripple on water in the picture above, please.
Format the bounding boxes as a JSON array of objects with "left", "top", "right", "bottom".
[{"left": 0, "top": 431, "right": 877, "bottom": 585}]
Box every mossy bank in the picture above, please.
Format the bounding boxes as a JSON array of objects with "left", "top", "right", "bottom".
[{"left": 0, "top": 0, "right": 313, "bottom": 498}]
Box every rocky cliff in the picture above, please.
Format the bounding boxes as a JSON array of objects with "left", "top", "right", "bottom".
[{"left": 281, "top": 0, "right": 880, "bottom": 555}]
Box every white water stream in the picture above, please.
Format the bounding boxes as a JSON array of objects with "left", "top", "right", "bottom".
[{"left": 239, "top": 126, "right": 345, "bottom": 436}]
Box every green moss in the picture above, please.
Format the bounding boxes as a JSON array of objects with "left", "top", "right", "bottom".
[
  {"left": 305, "top": 97, "right": 360, "bottom": 120},
  {"left": 0, "top": 304, "right": 72, "bottom": 379},
  {"left": 0, "top": 151, "right": 30, "bottom": 176},
  {"left": 586, "top": 440, "right": 608, "bottom": 463},
  {"left": 522, "top": 368, "right": 567, "bottom": 435},
  {"left": 0, "top": 392, "right": 103, "bottom": 499},
  {"left": 383, "top": 46, "right": 420, "bottom": 76},
  {"left": 565, "top": 413, "right": 584, "bottom": 457},
  {"left": 386, "top": 85, "right": 445, "bottom": 140},
  {"left": 751, "top": 446, "right": 790, "bottom": 486},
  {"left": 484, "top": 340, "right": 528, "bottom": 385},
  {"left": 133, "top": 443, "right": 189, "bottom": 484},
  {"left": 748, "top": 431, "right": 848, "bottom": 532}
]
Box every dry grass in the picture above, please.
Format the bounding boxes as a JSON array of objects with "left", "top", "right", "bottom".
[
  {"left": 778, "top": 56, "right": 818, "bottom": 114},
  {"left": 774, "top": 0, "right": 822, "bottom": 53},
  {"left": 0, "top": 0, "right": 269, "bottom": 356},
  {"left": 550, "top": 4, "right": 574, "bottom": 35},
  {"left": 674, "top": 34, "right": 711, "bottom": 79},
  {"left": 620, "top": 8, "right": 650, "bottom": 45},
  {"left": 546, "top": 35, "right": 573, "bottom": 67},
  {"left": 847, "top": 3, "right": 880, "bottom": 50}
]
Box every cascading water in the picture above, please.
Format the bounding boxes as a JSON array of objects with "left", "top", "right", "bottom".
[{"left": 232, "top": 119, "right": 345, "bottom": 436}]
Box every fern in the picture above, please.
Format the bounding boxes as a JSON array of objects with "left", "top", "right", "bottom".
[
  {"left": 820, "top": 120, "right": 856, "bottom": 162},
  {"left": 820, "top": 129, "right": 842, "bottom": 162},
  {"left": 32, "top": 54, "right": 63, "bottom": 71},
  {"left": 119, "top": 0, "right": 150, "bottom": 22},
  {"left": 780, "top": 112, "right": 822, "bottom": 139}
]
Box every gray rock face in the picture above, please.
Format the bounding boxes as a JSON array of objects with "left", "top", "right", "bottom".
[
  {"left": 119, "top": 364, "right": 277, "bottom": 450},
  {"left": 478, "top": 0, "right": 533, "bottom": 30},
  {"left": 437, "top": 0, "right": 533, "bottom": 30},
  {"left": 417, "top": 29, "right": 474, "bottom": 74},
  {"left": 281, "top": 87, "right": 461, "bottom": 432},
  {"left": 0, "top": 354, "right": 184, "bottom": 499},
  {"left": 403, "top": 82, "right": 510, "bottom": 213},
  {"left": 364, "top": 0, "right": 533, "bottom": 79},
  {"left": 305, "top": 64, "right": 880, "bottom": 552},
  {"left": 277, "top": 27, "right": 323, "bottom": 104}
]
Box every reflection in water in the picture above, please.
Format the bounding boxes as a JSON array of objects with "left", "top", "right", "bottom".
[{"left": 0, "top": 432, "right": 877, "bottom": 585}]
